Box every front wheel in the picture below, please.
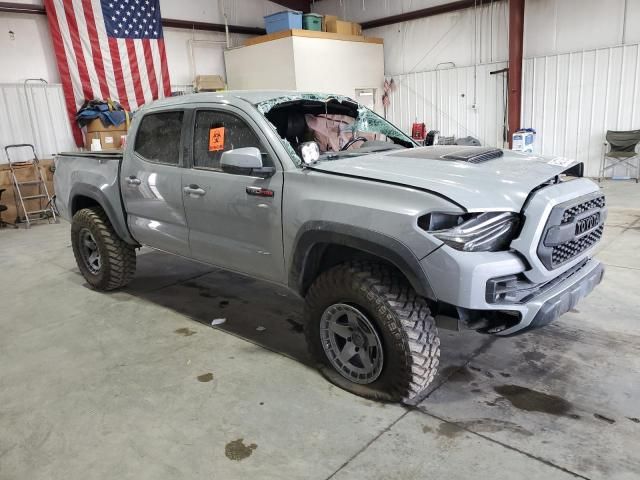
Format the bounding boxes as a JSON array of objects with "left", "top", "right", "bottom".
[
  {"left": 71, "top": 207, "right": 136, "bottom": 290},
  {"left": 304, "top": 261, "right": 440, "bottom": 403}
]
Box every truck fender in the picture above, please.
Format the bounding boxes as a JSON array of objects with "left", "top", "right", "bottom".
[
  {"left": 289, "top": 221, "right": 436, "bottom": 300},
  {"left": 69, "top": 183, "right": 138, "bottom": 245}
]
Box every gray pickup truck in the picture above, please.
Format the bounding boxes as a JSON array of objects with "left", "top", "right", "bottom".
[{"left": 54, "top": 91, "right": 606, "bottom": 402}]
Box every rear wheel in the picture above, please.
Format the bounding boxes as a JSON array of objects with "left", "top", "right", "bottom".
[
  {"left": 71, "top": 207, "right": 136, "bottom": 290},
  {"left": 304, "top": 261, "right": 440, "bottom": 403}
]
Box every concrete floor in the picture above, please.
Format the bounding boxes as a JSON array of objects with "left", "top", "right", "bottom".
[{"left": 1, "top": 181, "right": 639, "bottom": 480}]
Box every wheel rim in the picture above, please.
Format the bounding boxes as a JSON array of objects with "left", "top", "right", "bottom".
[
  {"left": 320, "top": 303, "right": 384, "bottom": 384},
  {"left": 79, "top": 228, "right": 101, "bottom": 274}
]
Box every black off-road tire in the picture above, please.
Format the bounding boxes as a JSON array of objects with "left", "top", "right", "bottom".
[
  {"left": 71, "top": 207, "right": 136, "bottom": 290},
  {"left": 304, "top": 261, "right": 440, "bottom": 403}
]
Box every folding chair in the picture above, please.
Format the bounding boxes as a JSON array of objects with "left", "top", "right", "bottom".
[{"left": 599, "top": 129, "right": 640, "bottom": 183}]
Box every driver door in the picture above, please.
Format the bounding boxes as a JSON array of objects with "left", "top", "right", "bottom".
[{"left": 182, "top": 106, "right": 285, "bottom": 283}]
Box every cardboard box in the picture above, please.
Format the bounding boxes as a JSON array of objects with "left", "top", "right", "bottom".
[
  {"left": 194, "top": 74, "right": 225, "bottom": 92},
  {"left": 86, "top": 117, "right": 127, "bottom": 133},
  {"left": 84, "top": 130, "right": 127, "bottom": 151},
  {"left": 351, "top": 22, "right": 362, "bottom": 36},
  {"left": 323, "top": 15, "right": 337, "bottom": 32},
  {"left": 325, "top": 18, "right": 353, "bottom": 35},
  {"left": 0, "top": 160, "right": 55, "bottom": 224}
]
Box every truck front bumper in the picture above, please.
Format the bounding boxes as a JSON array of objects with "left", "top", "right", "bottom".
[{"left": 420, "top": 247, "right": 604, "bottom": 336}]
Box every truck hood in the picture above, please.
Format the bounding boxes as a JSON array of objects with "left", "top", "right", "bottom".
[{"left": 309, "top": 146, "right": 581, "bottom": 212}]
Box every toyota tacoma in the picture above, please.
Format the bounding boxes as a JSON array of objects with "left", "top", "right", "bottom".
[{"left": 54, "top": 91, "right": 606, "bottom": 402}]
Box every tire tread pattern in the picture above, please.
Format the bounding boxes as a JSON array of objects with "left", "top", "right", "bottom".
[
  {"left": 305, "top": 261, "right": 439, "bottom": 402},
  {"left": 71, "top": 207, "right": 136, "bottom": 290}
]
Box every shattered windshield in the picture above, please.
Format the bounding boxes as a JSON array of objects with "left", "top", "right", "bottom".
[{"left": 255, "top": 93, "right": 416, "bottom": 166}]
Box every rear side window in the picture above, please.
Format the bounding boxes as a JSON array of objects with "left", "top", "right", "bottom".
[
  {"left": 193, "top": 110, "right": 271, "bottom": 170},
  {"left": 134, "top": 111, "right": 184, "bottom": 164}
]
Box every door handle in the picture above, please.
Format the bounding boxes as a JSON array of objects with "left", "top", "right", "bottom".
[
  {"left": 126, "top": 176, "right": 141, "bottom": 186},
  {"left": 183, "top": 184, "right": 206, "bottom": 197},
  {"left": 246, "top": 186, "right": 274, "bottom": 197}
]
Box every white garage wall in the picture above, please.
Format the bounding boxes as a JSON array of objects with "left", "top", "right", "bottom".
[
  {"left": 522, "top": 43, "right": 640, "bottom": 178},
  {"left": 314, "top": 0, "right": 640, "bottom": 176}
]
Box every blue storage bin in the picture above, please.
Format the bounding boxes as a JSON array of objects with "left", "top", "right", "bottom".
[{"left": 264, "top": 10, "right": 302, "bottom": 34}]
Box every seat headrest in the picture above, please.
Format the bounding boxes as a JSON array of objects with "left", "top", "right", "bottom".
[{"left": 286, "top": 112, "right": 306, "bottom": 142}]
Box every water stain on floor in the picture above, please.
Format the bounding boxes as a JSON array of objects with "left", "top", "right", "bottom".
[
  {"left": 174, "top": 328, "right": 196, "bottom": 336},
  {"left": 197, "top": 372, "right": 214, "bottom": 382},
  {"left": 225, "top": 438, "right": 257, "bottom": 461},
  {"left": 493, "top": 384, "right": 572, "bottom": 416},
  {"left": 437, "top": 422, "right": 464, "bottom": 438}
]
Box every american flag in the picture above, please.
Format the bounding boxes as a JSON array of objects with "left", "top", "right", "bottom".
[{"left": 44, "top": 0, "right": 171, "bottom": 145}]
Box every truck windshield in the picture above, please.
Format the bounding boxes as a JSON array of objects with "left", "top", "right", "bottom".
[{"left": 255, "top": 94, "right": 416, "bottom": 166}]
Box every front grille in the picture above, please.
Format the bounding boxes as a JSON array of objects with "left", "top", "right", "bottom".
[
  {"left": 551, "top": 225, "right": 604, "bottom": 266},
  {"left": 537, "top": 193, "right": 606, "bottom": 270},
  {"left": 561, "top": 196, "right": 606, "bottom": 224}
]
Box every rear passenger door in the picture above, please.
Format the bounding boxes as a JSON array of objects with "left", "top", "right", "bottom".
[
  {"left": 121, "top": 109, "right": 190, "bottom": 256},
  {"left": 181, "top": 106, "right": 285, "bottom": 283}
]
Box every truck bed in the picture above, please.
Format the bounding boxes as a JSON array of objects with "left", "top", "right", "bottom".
[{"left": 53, "top": 150, "right": 136, "bottom": 244}]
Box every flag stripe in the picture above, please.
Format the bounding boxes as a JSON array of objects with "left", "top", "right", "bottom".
[
  {"left": 158, "top": 39, "right": 171, "bottom": 97},
  {"left": 73, "top": 0, "right": 103, "bottom": 98},
  {"left": 62, "top": 0, "right": 93, "bottom": 99},
  {"left": 43, "top": 0, "right": 84, "bottom": 146},
  {"left": 151, "top": 40, "right": 164, "bottom": 98},
  {"left": 81, "top": 0, "right": 109, "bottom": 99},
  {"left": 142, "top": 40, "right": 158, "bottom": 100},
  {"left": 125, "top": 39, "right": 145, "bottom": 108},
  {"left": 51, "top": 0, "right": 85, "bottom": 105},
  {"left": 91, "top": 3, "right": 118, "bottom": 100},
  {"left": 133, "top": 39, "right": 152, "bottom": 104},
  {"left": 108, "top": 37, "right": 129, "bottom": 110},
  {"left": 117, "top": 38, "right": 137, "bottom": 110}
]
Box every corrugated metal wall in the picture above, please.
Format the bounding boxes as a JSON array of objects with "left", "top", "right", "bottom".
[
  {"left": 522, "top": 42, "right": 640, "bottom": 178},
  {"left": 385, "top": 61, "right": 509, "bottom": 148}
]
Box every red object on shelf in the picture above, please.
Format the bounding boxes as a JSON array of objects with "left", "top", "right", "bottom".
[{"left": 412, "top": 122, "right": 426, "bottom": 140}]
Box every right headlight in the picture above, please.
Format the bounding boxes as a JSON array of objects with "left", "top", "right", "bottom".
[{"left": 420, "top": 211, "right": 521, "bottom": 252}]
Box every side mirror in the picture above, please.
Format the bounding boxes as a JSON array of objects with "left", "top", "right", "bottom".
[{"left": 220, "top": 147, "right": 275, "bottom": 178}]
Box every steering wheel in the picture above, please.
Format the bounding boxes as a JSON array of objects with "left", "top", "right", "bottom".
[{"left": 340, "top": 136, "right": 368, "bottom": 151}]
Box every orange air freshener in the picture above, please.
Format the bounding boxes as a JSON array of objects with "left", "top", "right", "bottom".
[{"left": 209, "top": 127, "right": 225, "bottom": 151}]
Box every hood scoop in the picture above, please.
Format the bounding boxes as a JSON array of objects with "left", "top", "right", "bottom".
[{"left": 441, "top": 147, "right": 504, "bottom": 164}]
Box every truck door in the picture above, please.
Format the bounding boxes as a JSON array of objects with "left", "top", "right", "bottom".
[
  {"left": 121, "top": 109, "right": 190, "bottom": 256},
  {"left": 181, "top": 106, "right": 285, "bottom": 283}
]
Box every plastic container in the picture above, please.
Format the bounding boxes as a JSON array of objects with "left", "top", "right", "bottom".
[
  {"left": 512, "top": 128, "right": 536, "bottom": 153},
  {"left": 302, "top": 13, "right": 323, "bottom": 31},
  {"left": 264, "top": 10, "right": 302, "bottom": 34}
]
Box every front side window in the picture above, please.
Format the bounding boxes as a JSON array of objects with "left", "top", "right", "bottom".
[
  {"left": 134, "top": 111, "right": 184, "bottom": 164},
  {"left": 193, "top": 110, "right": 271, "bottom": 170}
]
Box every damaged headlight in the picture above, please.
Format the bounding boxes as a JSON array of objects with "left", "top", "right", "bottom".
[{"left": 421, "top": 212, "right": 521, "bottom": 252}]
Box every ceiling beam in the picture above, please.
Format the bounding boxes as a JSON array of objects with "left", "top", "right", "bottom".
[
  {"left": 269, "top": 1, "right": 311, "bottom": 13},
  {"left": 0, "top": 1, "right": 266, "bottom": 35},
  {"left": 361, "top": 0, "right": 503, "bottom": 29}
]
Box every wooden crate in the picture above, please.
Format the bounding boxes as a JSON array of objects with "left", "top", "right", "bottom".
[{"left": 0, "top": 160, "right": 55, "bottom": 224}]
